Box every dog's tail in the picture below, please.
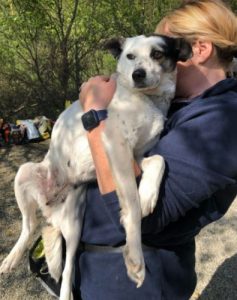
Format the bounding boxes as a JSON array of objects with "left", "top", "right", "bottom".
[{"left": 42, "top": 225, "right": 62, "bottom": 282}]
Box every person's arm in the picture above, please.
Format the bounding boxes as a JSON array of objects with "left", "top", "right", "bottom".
[
  {"left": 80, "top": 75, "right": 117, "bottom": 194},
  {"left": 87, "top": 122, "right": 117, "bottom": 194},
  {"left": 79, "top": 75, "right": 140, "bottom": 194}
]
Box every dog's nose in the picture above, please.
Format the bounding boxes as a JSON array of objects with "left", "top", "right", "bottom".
[{"left": 132, "top": 69, "right": 146, "bottom": 82}]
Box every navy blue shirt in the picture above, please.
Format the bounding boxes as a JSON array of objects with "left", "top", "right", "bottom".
[{"left": 76, "top": 78, "right": 237, "bottom": 300}]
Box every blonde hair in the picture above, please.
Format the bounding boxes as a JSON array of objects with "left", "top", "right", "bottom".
[{"left": 156, "top": 0, "right": 237, "bottom": 66}]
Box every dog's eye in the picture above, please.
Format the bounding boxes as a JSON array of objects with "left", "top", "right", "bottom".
[
  {"left": 127, "top": 53, "right": 136, "bottom": 60},
  {"left": 151, "top": 50, "right": 163, "bottom": 60}
]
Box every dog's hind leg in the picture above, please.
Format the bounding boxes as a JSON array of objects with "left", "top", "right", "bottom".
[
  {"left": 42, "top": 225, "right": 62, "bottom": 283},
  {"left": 59, "top": 185, "right": 86, "bottom": 300},
  {"left": 102, "top": 127, "right": 145, "bottom": 288},
  {"left": 0, "top": 163, "right": 38, "bottom": 273}
]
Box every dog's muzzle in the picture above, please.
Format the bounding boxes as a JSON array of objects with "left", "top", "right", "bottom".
[{"left": 132, "top": 68, "right": 146, "bottom": 85}]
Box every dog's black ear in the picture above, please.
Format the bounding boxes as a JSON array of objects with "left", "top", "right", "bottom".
[
  {"left": 175, "top": 38, "right": 192, "bottom": 61},
  {"left": 103, "top": 37, "right": 126, "bottom": 59}
]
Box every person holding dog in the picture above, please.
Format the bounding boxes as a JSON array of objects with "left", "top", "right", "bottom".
[{"left": 75, "top": 0, "right": 237, "bottom": 299}]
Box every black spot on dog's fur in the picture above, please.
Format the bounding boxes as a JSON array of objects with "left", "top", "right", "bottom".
[
  {"left": 73, "top": 183, "right": 80, "bottom": 189},
  {"left": 147, "top": 34, "right": 192, "bottom": 72},
  {"left": 104, "top": 37, "right": 125, "bottom": 59}
]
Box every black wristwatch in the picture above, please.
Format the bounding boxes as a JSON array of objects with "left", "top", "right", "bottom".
[{"left": 81, "top": 109, "right": 108, "bottom": 131}]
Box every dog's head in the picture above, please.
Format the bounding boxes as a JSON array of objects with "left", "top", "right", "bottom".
[{"left": 104, "top": 35, "right": 192, "bottom": 93}]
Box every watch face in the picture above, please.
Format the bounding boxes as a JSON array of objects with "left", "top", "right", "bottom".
[{"left": 81, "top": 110, "right": 99, "bottom": 130}]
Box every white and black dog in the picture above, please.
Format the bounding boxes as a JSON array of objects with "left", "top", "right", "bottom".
[{"left": 0, "top": 35, "right": 191, "bottom": 300}]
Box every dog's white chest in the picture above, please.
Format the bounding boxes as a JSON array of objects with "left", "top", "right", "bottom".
[{"left": 108, "top": 87, "right": 165, "bottom": 155}]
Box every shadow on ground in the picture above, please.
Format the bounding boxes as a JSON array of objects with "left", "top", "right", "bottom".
[
  {"left": 0, "top": 140, "right": 54, "bottom": 300},
  {"left": 198, "top": 253, "right": 237, "bottom": 300}
]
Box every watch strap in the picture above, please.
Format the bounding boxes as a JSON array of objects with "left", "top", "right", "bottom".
[
  {"left": 81, "top": 109, "right": 108, "bottom": 131},
  {"left": 96, "top": 109, "right": 108, "bottom": 121}
]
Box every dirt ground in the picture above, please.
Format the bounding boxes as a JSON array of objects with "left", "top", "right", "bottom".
[{"left": 0, "top": 140, "right": 237, "bottom": 300}]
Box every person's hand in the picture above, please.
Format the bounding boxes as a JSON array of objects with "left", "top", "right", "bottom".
[{"left": 79, "top": 75, "right": 116, "bottom": 112}]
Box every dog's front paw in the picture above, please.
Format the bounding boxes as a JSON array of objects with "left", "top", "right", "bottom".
[
  {"left": 123, "top": 244, "right": 145, "bottom": 288},
  {"left": 139, "top": 181, "right": 158, "bottom": 218},
  {"left": 139, "top": 155, "right": 165, "bottom": 218}
]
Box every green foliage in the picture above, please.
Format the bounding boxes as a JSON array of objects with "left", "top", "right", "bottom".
[
  {"left": 0, "top": 0, "right": 235, "bottom": 120},
  {"left": 229, "top": 0, "right": 237, "bottom": 13},
  {"left": 0, "top": 0, "right": 182, "bottom": 120}
]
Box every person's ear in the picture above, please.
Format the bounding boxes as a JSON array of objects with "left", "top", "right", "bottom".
[{"left": 192, "top": 40, "right": 214, "bottom": 64}]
